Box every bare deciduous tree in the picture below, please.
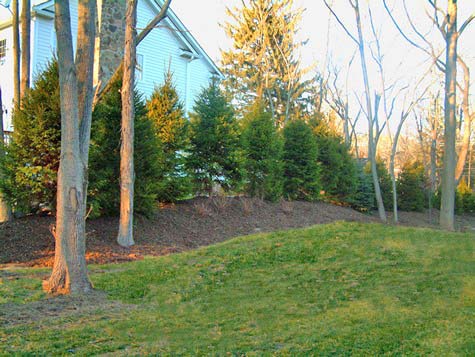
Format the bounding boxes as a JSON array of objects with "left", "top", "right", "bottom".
[
  {"left": 12, "top": 0, "right": 20, "bottom": 106},
  {"left": 324, "top": 0, "right": 387, "bottom": 222},
  {"left": 20, "top": 0, "right": 31, "bottom": 98},
  {"left": 383, "top": 0, "right": 474, "bottom": 230},
  {"left": 44, "top": 0, "right": 96, "bottom": 295},
  {"left": 117, "top": 0, "right": 138, "bottom": 247}
]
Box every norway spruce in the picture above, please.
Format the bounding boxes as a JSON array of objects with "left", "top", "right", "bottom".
[
  {"left": 0, "top": 61, "right": 61, "bottom": 213},
  {"left": 186, "top": 79, "right": 241, "bottom": 195},
  {"left": 241, "top": 103, "right": 283, "bottom": 201},
  {"left": 282, "top": 120, "right": 320, "bottom": 201},
  {"left": 146, "top": 71, "right": 190, "bottom": 202},
  {"left": 89, "top": 79, "right": 162, "bottom": 217}
]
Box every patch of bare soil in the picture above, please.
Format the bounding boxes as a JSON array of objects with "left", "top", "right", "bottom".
[
  {"left": 0, "top": 197, "right": 378, "bottom": 267},
  {"left": 0, "top": 288, "right": 133, "bottom": 327},
  {"left": 385, "top": 209, "right": 475, "bottom": 232}
]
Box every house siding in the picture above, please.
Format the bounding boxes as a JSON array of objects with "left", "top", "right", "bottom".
[
  {"left": 0, "top": 0, "right": 219, "bottom": 132},
  {"left": 0, "top": 26, "right": 14, "bottom": 131}
]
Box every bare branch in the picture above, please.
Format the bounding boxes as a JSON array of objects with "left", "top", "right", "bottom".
[
  {"left": 323, "top": 0, "right": 360, "bottom": 46},
  {"left": 383, "top": 0, "right": 446, "bottom": 72},
  {"left": 459, "top": 13, "right": 475, "bottom": 35}
]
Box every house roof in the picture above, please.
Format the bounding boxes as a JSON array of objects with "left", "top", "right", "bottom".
[{"left": 1, "top": 0, "right": 223, "bottom": 77}]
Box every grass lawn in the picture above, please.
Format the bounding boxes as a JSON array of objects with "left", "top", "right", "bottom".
[{"left": 1, "top": 222, "right": 474, "bottom": 355}]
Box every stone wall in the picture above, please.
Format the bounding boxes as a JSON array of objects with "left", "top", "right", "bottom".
[{"left": 94, "top": 0, "right": 127, "bottom": 87}]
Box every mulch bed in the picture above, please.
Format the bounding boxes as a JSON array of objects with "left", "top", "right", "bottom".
[{"left": 1, "top": 197, "right": 473, "bottom": 267}]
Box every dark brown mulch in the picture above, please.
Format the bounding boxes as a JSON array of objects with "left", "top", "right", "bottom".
[
  {"left": 0, "top": 197, "right": 379, "bottom": 267},
  {"left": 1, "top": 197, "right": 473, "bottom": 268}
]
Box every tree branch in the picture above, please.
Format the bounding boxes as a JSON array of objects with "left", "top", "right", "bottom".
[{"left": 323, "top": 0, "right": 360, "bottom": 46}]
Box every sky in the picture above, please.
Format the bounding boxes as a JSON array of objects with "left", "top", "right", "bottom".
[
  {"left": 172, "top": 0, "right": 475, "bottom": 134},
  {"left": 1, "top": 0, "right": 474, "bottom": 131}
]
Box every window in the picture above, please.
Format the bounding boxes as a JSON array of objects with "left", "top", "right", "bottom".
[
  {"left": 0, "top": 39, "right": 6, "bottom": 64},
  {"left": 136, "top": 54, "right": 144, "bottom": 81}
]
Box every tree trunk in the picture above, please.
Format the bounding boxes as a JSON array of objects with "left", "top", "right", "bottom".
[
  {"left": 76, "top": 0, "right": 96, "bottom": 254},
  {"left": 0, "top": 87, "right": 11, "bottom": 222},
  {"left": 353, "top": 0, "right": 386, "bottom": 222},
  {"left": 429, "top": 119, "right": 438, "bottom": 222},
  {"left": 20, "top": 0, "right": 31, "bottom": 99},
  {"left": 454, "top": 58, "right": 472, "bottom": 185},
  {"left": 44, "top": 0, "right": 94, "bottom": 295},
  {"left": 12, "top": 0, "right": 20, "bottom": 107},
  {"left": 439, "top": 0, "right": 458, "bottom": 231},
  {"left": 389, "top": 113, "right": 409, "bottom": 224},
  {"left": 117, "top": 0, "right": 137, "bottom": 247}
]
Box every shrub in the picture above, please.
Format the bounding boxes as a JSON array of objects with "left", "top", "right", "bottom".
[
  {"left": 458, "top": 179, "right": 475, "bottom": 214},
  {"left": 241, "top": 103, "right": 283, "bottom": 201},
  {"left": 88, "top": 79, "right": 162, "bottom": 217},
  {"left": 146, "top": 71, "right": 190, "bottom": 202},
  {"left": 186, "top": 79, "right": 242, "bottom": 195},
  {"left": 397, "top": 161, "right": 427, "bottom": 212},
  {"left": 0, "top": 61, "right": 60, "bottom": 213},
  {"left": 282, "top": 119, "right": 320, "bottom": 201}
]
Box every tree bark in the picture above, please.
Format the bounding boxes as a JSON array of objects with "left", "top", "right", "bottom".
[
  {"left": 44, "top": 0, "right": 95, "bottom": 295},
  {"left": 439, "top": 0, "right": 458, "bottom": 231},
  {"left": 76, "top": 0, "right": 96, "bottom": 253},
  {"left": 12, "top": 0, "right": 20, "bottom": 107},
  {"left": 117, "top": 0, "right": 137, "bottom": 247},
  {"left": 0, "top": 87, "right": 11, "bottom": 222},
  {"left": 20, "top": 0, "right": 31, "bottom": 99}
]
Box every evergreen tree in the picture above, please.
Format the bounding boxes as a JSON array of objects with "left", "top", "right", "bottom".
[
  {"left": 241, "top": 102, "right": 283, "bottom": 201},
  {"left": 146, "top": 71, "right": 190, "bottom": 202},
  {"left": 282, "top": 119, "right": 320, "bottom": 201},
  {"left": 349, "top": 162, "right": 375, "bottom": 212},
  {"left": 0, "top": 61, "right": 60, "bottom": 212},
  {"left": 221, "top": 0, "right": 308, "bottom": 126},
  {"left": 457, "top": 179, "right": 475, "bottom": 213},
  {"left": 88, "top": 79, "right": 162, "bottom": 217},
  {"left": 310, "top": 118, "right": 358, "bottom": 202},
  {"left": 397, "top": 161, "right": 427, "bottom": 212},
  {"left": 186, "top": 79, "right": 242, "bottom": 195}
]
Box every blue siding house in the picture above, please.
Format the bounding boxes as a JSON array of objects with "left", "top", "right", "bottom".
[{"left": 0, "top": 0, "right": 222, "bottom": 131}]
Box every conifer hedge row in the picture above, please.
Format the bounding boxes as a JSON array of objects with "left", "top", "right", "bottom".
[{"left": 3, "top": 63, "right": 467, "bottom": 218}]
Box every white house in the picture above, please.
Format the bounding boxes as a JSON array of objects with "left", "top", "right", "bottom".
[{"left": 0, "top": 0, "right": 222, "bottom": 132}]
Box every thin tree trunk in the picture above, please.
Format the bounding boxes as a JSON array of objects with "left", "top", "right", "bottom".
[
  {"left": 353, "top": 0, "right": 386, "bottom": 222},
  {"left": 439, "top": 0, "right": 458, "bottom": 231},
  {"left": 0, "top": 87, "right": 11, "bottom": 222},
  {"left": 343, "top": 104, "right": 350, "bottom": 147},
  {"left": 12, "top": 0, "right": 20, "bottom": 107},
  {"left": 76, "top": 0, "right": 96, "bottom": 255},
  {"left": 20, "top": 0, "right": 31, "bottom": 99},
  {"left": 117, "top": 0, "right": 137, "bottom": 247},
  {"left": 389, "top": 113, "right": 409, "bottom": 224},
  {"left": 429, "top": 120, "right": 438, "bottom": 222},
  {"left": 454, "top": 58, "right": 472, "bottom": 185},
  {"left": 44, "top": 0, "right": 94, "bottom": 295}
]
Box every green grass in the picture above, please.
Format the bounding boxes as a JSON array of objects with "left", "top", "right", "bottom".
[{"left": 1, "top": 222, "right": 474, "bottom": 355}]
